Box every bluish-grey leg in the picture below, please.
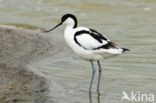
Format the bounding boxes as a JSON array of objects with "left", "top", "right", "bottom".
[
  {"left": 97, "top": 60, "right": 102, "bottom": 92},
  {"left": 89, "top": 60, "right": 96, "bottom": 91}
]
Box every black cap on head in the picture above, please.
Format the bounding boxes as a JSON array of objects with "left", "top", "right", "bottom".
[
  {"left": 44, "top": 13, "right": 77, "bottom": 33},
  {"left": 61, "top": 14, "right": 77, "bottom": 28}
]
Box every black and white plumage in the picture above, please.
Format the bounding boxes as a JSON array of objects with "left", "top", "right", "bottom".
[
  {"left": 44, "top": 14, "right": 129, "bottom": 92},
  {"left": 74, "top": 28, "right": 128, "bottom": 52}
]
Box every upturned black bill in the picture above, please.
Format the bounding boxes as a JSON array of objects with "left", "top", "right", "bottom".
[{"left": 44, "top": 22, "right": 62, "bottom": 33}]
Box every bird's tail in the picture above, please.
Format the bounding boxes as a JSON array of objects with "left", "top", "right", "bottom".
[{"left": 122, "top": 48, "right": 130, "bottom": 52}]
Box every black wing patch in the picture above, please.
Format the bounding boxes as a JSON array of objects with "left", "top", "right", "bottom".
[
  {"left": 74, "top": 29, "right": 109, "bottom": 50},
  {"left": 94, "top": 42, "right": 118, "bottom": 50},
  {"left": 89, "top": 28, "right": 108, "bottom": 43},
  {"left": 74, "top": 30, "right": 90, "bottom": 50}
]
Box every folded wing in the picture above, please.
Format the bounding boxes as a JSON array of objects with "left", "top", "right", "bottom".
[{"left": 74, "top": 28, "right": 119, "bottom": 50}]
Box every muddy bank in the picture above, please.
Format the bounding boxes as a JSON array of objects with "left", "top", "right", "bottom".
[{"left": 0, "top": 26, "right": 53, "bottom": 103}]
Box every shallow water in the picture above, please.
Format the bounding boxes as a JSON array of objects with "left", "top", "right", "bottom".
[{"left": 0, "top": 0, "right": 156, "bottom": 103}]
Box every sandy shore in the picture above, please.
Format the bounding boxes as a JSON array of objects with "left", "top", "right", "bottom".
[{"left": 0, "top": 25, "right": 53, "bottom": 103}]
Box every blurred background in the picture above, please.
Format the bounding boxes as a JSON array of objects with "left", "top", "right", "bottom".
[{"left": 0, "top": 0, "right": 156, "bottom": 103}]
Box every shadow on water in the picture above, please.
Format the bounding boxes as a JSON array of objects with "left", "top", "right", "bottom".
[{"left": 89, "top": 91, "right": 101, "bottom": 103}]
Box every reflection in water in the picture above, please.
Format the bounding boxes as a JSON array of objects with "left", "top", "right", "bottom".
[
  {"left": 97, "top": 92, "right": 100, "bottom": 103},
  {"left": 89, "top": 92, "right": 92, "bottom": 103},
  {"left": 89, "top": 92, "right": 101, "bottom": 103}
]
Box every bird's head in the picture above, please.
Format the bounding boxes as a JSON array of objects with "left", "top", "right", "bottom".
[{"left": 44, "top": 14, "right": 77, "bottom": 33}]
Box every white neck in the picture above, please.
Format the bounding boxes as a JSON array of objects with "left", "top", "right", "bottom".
[
  {"left": 64, "top": 24, "right": 74, "bottom": 37},
  {"left": 64, "top": 18, "right": 75, "bottom": 29},
  {"left": 64, "top": 23, "right": 75, "bottom": 49}
]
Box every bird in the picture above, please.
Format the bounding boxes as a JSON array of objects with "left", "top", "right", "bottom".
[{"left": 44, "top": 14, "right": 130, "bottom": 92}]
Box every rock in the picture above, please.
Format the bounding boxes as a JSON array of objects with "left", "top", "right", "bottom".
[
  {"left": 0, "top": 64, "right": 49, "bottom": 103},
  {"left": 0, "top": 26, "right": 53, "bottom": 103},
  {"left": 0, "top": 25, "right": 53, "bottom": 67}
]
